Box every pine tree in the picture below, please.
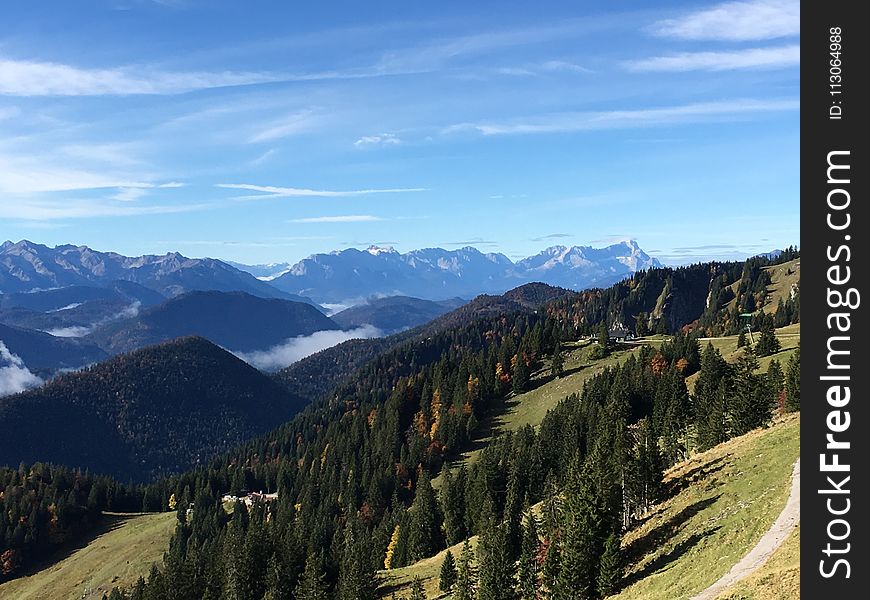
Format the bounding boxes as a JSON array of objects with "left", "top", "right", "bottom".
[
  {"left": 513, "top": 349, "right": 530, "bottom": 395},
  {"left": 597, "top": 532, "right": 622, "bottom": 597},
  {"left": 731, "top": 349, "right": 768, "bottom": 435},
  {"left": 409, "top": 576, "right": 427, "bottom": 600},
  {"left": 555, "top": 455, "right": 604, "bottom": 600},
  {"left": 455, "top": 539, "right": 477, "bottom": 600},
  {"left": 337, "top": 520, "right": 378, "bottom": 600},
  {"left": 541, "top": 535, "right": 560, "bottom": 598},
  {"left": 407, "top": 472, "right": 441, "bottom": 562},
  {"left": 755, "top": 314, "right": 781, "bottom": 356},
  {"left": 439, "top": 549, "right": 458, "bottom": 593},
  {"left": 440, "top": 466, "right": 466, "bottom": 546},
  {"left": 295, "top": 552, "right": 329, "bottom": 600},
  {"left": 766, "top": 359, "right": 785, "bottom": 413},
  {"left": 264, "top": 552, "right": 294, "bottom": 600},
  {"left": 784, "top": 345, "right": 800, "bottom": 412},
  {"left": 551, "top": 346, "right": 565, "bottom": 378},
  {"left": 694, "top": 343, "right": 730, "bottom": 451},
  {"left": 478, "top": 521, "right": 516, "bottom": 600},
  {"left": 737, "top": 330, "right": 747, "bottom": 348},
  {"left": 517, "top": 511, "right": 539, "bottom": 600}
]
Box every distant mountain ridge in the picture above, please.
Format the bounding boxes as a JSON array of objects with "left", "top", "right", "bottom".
[
  {"left": 331, "top": 296, "right": 465, "bottom": 333},
  {"left": 87, "top": 290, "right": 339, "bottom": 355},
  {"left": 0, "top": 240, "right": 313, "bottom": 303},
  {"left": 269, "top": 241, "right": 661, "bottom": 303}
]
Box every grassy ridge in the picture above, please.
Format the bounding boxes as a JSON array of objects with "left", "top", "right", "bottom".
[{"left": 0, "top": 512, "right": 176, "bottom": 600}]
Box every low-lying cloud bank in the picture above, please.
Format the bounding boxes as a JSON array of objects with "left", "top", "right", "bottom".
[
  {"left": 0, "top": 340, "right": 43, "bottom": 397},
  {"left": 43, "top": 301, "right": 141, "bottom": 338},
  {"left": 233, "top": 325, "right": 382, "bottom": 372}
]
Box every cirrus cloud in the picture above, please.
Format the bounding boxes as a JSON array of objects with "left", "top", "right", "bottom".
[
  {"left": 625, "top": 45, "right": 799, "bottom": 72},
  {"left": 651, "top": 0, "right": 799, "bottom": 41}
]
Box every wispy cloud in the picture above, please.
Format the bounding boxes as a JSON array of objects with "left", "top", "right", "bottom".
[
  {"left": 625, "top": 45, "right": 799, "bottom": 72},
  {"left": 0, "top": 57, "right": 283, "bottom": 96},
  {"left": 651, "top": 0, "right": 799, "bottom": 41},
  {"left": 112, "top": 187, "right": 150, "bottom": 202},
  {"left": 445, "top": 98, "right": 799, "bottom": 136},
  {"left": 0, "top": 153, "right": 153, "bottom": 193},
  {"left": 289, "top": 215, "right": 384, "bottom": 223},
  {"left": 541, "top": 60, "right": 593, "bottom": 74},
  {"left": 588, "top": 235, "right": 637, "bottom": 245},
  {"left": 250, "top": 148, "right": 277, "bottom": 165},
  {"left": 248, "top": 110, "right": 317, "bottom": 143},
  {"left": 444, "top": 238, "right": 499, "bottom": 247},
  {"left": 354, "top": 133, "right": 401, "bottom": 147},
  {"left": 59, "top": 143, "right": 144, "bottom": 168},
  {"left": 497, "top": 60, "right": 592, "bottom": 77},
  {"left": 216, "top": 183, "right": 428, "bottom": 199},
  {"left": 0, "top": 197, "right": 209, "bottom": 221},
  {"left": 531, "top": 233, "right": 573, "bottom": 242}
]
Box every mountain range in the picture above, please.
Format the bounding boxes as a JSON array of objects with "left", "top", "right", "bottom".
[
  {"left": 265, "top": 241, "right": 661, "bottom": 303},
  {"left": 1, "top": 240, "right": 661, "bottom": 308},
  {"left": 0, "top": 240, "right": 312, "bottom": 303}
]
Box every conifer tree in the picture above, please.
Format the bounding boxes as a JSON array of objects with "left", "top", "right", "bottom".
[
  {"left": 440, "top": 466, "right": 466, "bottom": 546},
  {"left": 784, "top": 345, "right": 800, "bottom": 412},
  {"left": 731, "top": 350, "right": 768, "bottom": 435},
  {"left": 439, "top": 550, "right": 458, "bottom": 593},
  {"left": 766, "top": 359, "right": 785, "bottom": 413},
  {"left": 541, "top": 535, "right": 560, "bottom": 598},
  {"left": 597, "top": 532, "right": 622, "bottom": 597},
  {"left": 455, "top": 539, "right": 477, "bottom": 600},
  {"left": 737, "top": 330, "right": 747, "bottom": 348},
  {"left": 556, "top": 455, "right": 604, "bottom": 600},
  {"left": 407, "top": 472, "right": 441, "bottom": 562},
  {"left": 694, "top": 343, "right": 730, "bottom": 451},
  {"left": 295, "top": 552, "right": 329, "bottom": 600},
  {"left": 478, "top": 521, "right": 516, "bottom": 600},
  {"left": 337, "top": 521, "right": 378, "bottom": 600},
  {"left": 517, "top": 511, "right": 540, "bottom": 600},
  {"left": 512, "top": 348, "right": 530, "bottom": 395},
  {"left": 755, "top": 314, "right": 781, "bottom": 357},
  {"left": 409, "top": 576, "right": 427, "bottom": 600}
]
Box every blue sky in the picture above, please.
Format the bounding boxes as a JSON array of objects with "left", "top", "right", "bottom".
[{"left": 0, "top": 0, "right": 799, "bottom": 265}]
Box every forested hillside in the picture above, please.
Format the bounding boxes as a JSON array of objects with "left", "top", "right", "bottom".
[{"left": 0, "top": 337, "right": 305, "bottom": 481}]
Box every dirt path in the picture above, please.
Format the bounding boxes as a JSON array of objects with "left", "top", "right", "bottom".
[{"left": 690, "top": 458, "right": 801, "bottom": 600}]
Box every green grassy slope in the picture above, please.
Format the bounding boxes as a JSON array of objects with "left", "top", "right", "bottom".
[
  {"left": 434, "top": 340, "right": 644, "bottom": 486},
  {"left": 715, "top": 526, "right": 800, "bottom": 600},
  {"left": 612, "top": 414, "right": 799, "bottom": 600},
  {"left": 686, "top": 323, "right": 800, "bottom": 394},
  {"left": 0, "top": 512, "right": 176, "bottom": 600},
  {"left": 385, "top": 415, "right": 800, "bottom": 599}
]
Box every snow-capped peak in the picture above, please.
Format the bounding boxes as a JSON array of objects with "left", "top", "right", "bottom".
[{"left": 366, "top": 245, "right": 397, "bottom": 256}]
